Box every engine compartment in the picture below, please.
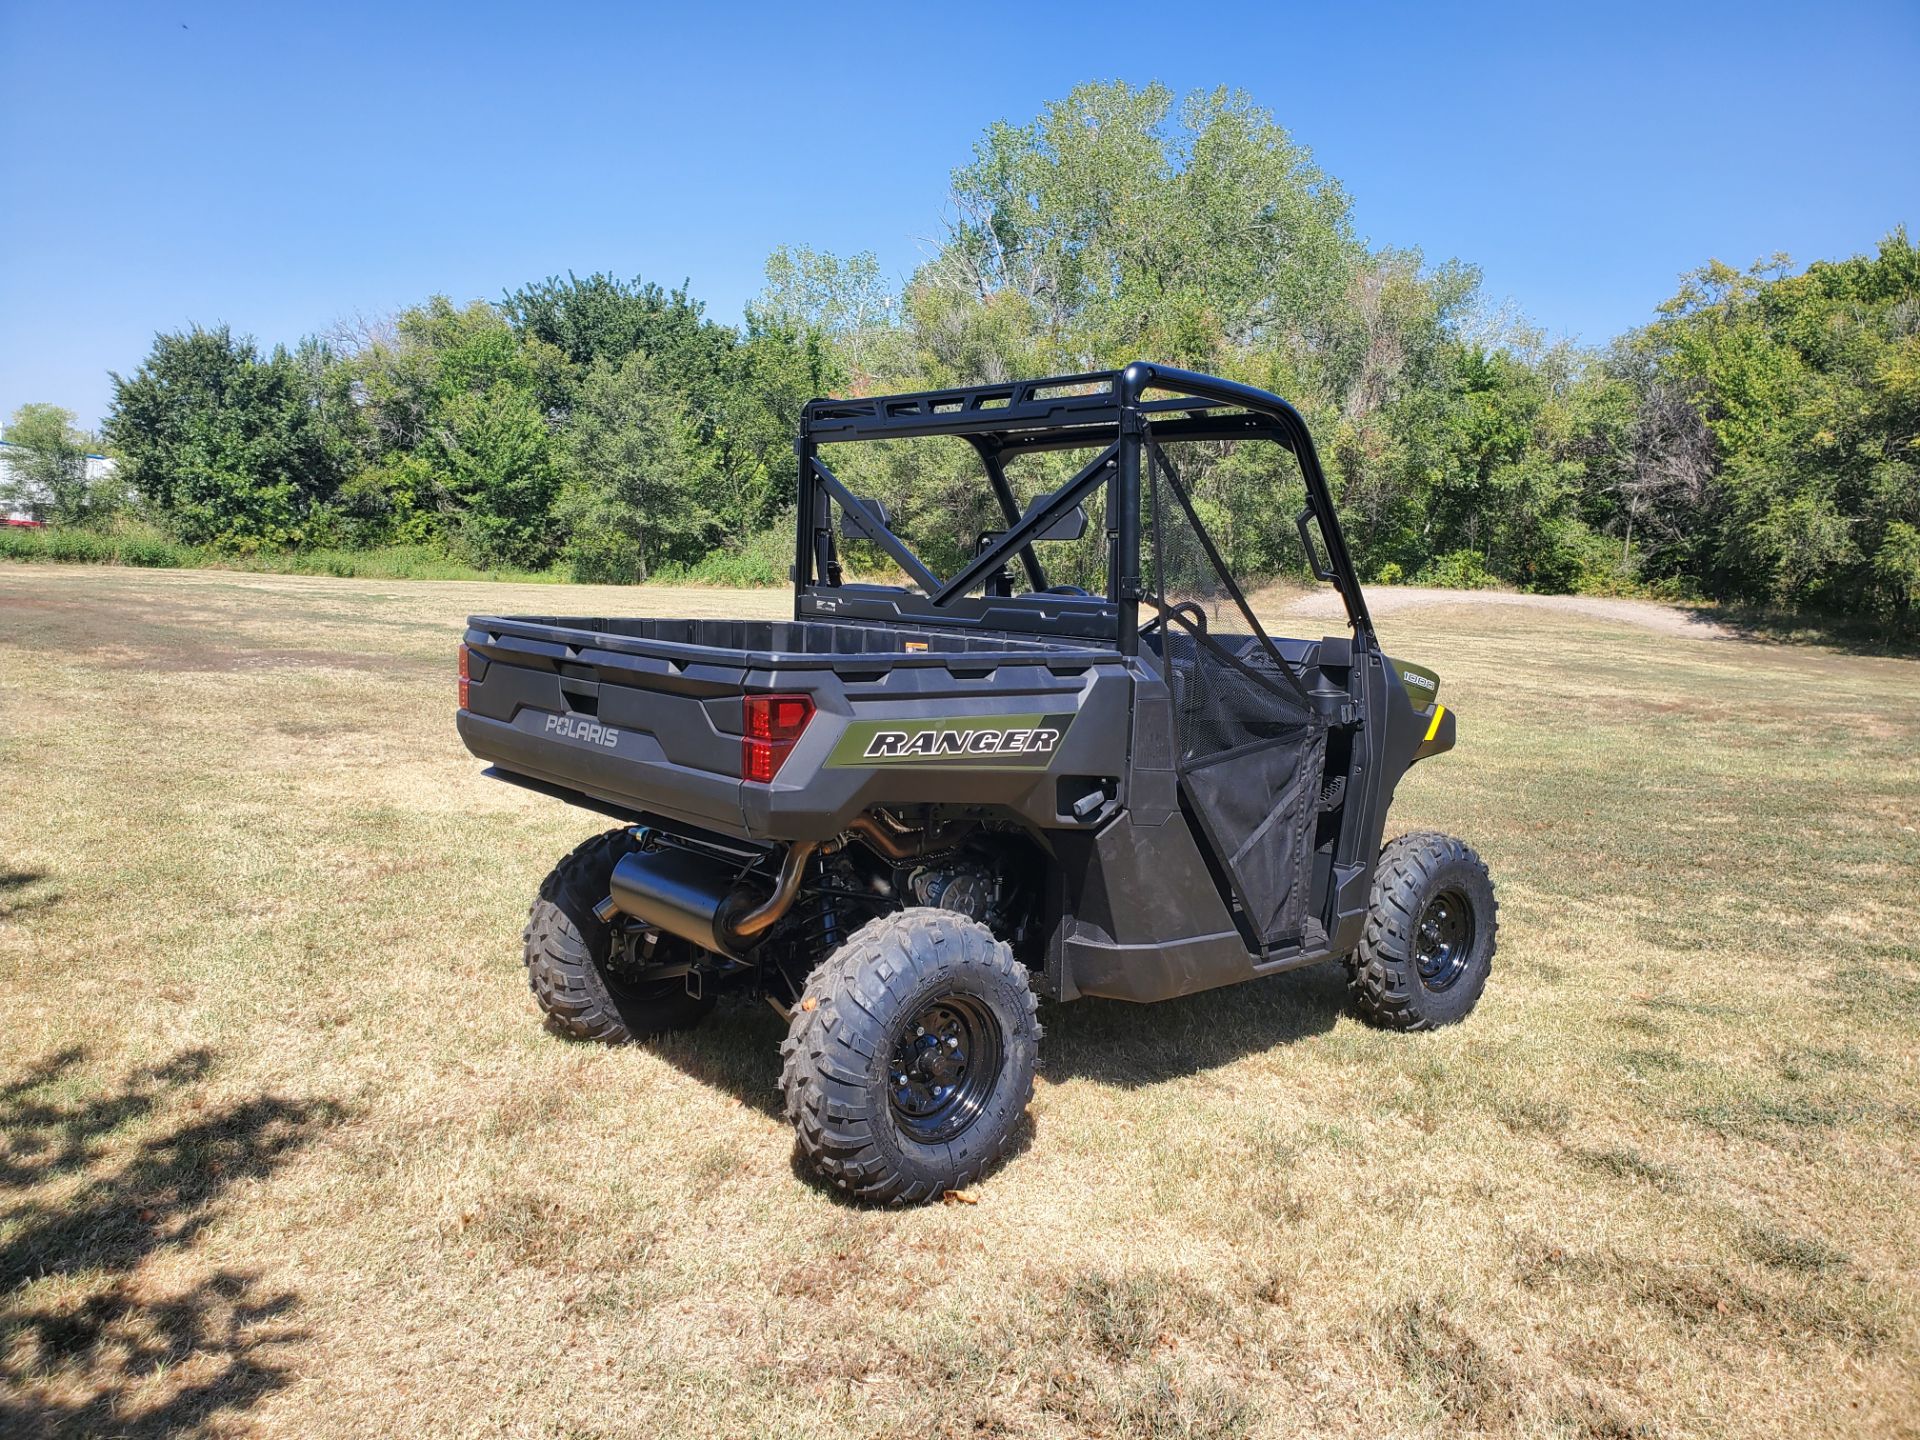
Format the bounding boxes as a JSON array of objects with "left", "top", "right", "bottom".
[{"left": 599, "top": 809, "right": 1048, "bottom": 1014}]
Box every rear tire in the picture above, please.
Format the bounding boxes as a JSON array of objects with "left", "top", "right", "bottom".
[
  {"left": 780, "top": 909, "right": 1040, "bottom": 1205},
  {"left": 523, "top": 829, "right": 716, "bottom": 1043},
  {"left": 1347, "top": 831, "right": 1497, "bottom": 1031}
]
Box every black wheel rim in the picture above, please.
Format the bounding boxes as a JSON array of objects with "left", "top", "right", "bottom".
[
  {"left": 1415, "top": 888, "right": 1475, "bottom": 992},
  {"left": 887, "top": 995, "right": 1003, "bottom": 1143}
]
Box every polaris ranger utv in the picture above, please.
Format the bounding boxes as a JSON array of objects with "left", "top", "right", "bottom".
[{"left": 456, "top": 363, "right": 1497, "bottom": 1203}]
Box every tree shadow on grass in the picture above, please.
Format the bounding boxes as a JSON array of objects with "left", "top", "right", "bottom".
[
  {"left": 0, "top": 870, "right": 60, "bottom": 923},
  {"left": 0, "top": 1046, "right": 345, "bottom": 1439},
  {"left": 1679, "top": 602, "right": 1920, "bottom": 658}
]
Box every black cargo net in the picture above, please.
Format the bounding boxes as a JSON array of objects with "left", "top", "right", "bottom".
[
  {"left": 1155, "top": 627, "right": 1313, "bottom": 761},
  {"left": 1146, "top": 438, "right": 1325, "bottom": 946}
]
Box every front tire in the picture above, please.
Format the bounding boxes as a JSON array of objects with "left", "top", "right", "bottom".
[
  {"left": 523, "top": 829, "right": 716, "bottom": 1043},
  {"left": 1347, "top": 831, "right": 1497, "bottom": 1030},
  {"left": 780, "top": 909, "right": 1040, "bottom": 1204}
]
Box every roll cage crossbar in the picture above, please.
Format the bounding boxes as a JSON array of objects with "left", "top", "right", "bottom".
[{"left": 793, "top": 362, "right": 1375, "bottom": 655}]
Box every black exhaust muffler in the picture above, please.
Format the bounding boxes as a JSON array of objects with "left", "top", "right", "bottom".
[
  {"left": 599, "top": 839, "right": 817, "bottom": 957},
  {"left": 605, "top": 846, "right": 738, "bottom": 954}
]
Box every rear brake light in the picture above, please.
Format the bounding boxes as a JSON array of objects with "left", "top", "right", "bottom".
[
  {"left": 742, "top": 693, "right": 813, "bottom": 783},
  {"left": 458, "top": 643, "right": 470, "bottom": 709}
]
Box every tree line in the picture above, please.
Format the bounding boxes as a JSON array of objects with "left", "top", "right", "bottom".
[{"left": 5, "top": 82, "right": 1915, "bottom": 623}]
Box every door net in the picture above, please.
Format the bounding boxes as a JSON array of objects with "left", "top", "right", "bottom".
[{"left": 1145, "top": 440, "right": 1326, "bottom": 946}]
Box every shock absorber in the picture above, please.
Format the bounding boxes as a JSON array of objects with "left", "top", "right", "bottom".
[
  {"left": 762, "top": 888, "right": 845, "bottom": 1022},
  {"left": 797, "top": 888, "right": 842, "bottom": 962}
]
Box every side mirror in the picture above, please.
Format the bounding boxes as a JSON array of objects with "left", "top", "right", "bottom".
[
  {"left": 1024, "top": 497, "right": 1087, "bottom": 542},
  {"left": 838, "top": 495, "right": 894, "bottom": 541}
]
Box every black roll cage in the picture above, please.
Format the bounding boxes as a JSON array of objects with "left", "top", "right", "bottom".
[{"left": 793, "top": 362, "right": 1375, "bottom": 656}]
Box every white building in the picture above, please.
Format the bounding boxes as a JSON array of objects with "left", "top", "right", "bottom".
[{"left": 0, "top": 438, "right": 117, "bottom": 522}]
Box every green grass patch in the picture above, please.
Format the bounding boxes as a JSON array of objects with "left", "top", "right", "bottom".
[
  {"left": 1, "top": 570, "right": 1915, "bottom": 1438},
  {"left": 207, "top": 543, "right": 567, "bottom": 583},
  {"left": 0, "top": 525, "right": 817, "bottom": 586},
  {"left": 0, "top": 527, "right": 570, "bottom": 583}
]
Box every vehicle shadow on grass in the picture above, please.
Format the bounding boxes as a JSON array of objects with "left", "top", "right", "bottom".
[
  {"left": 636, "top": 962, "right": 1350, "bottom": 1198},
  {"left": 647, "top": 998, "right": 790, "bottom": 1122},
  {"left": 1040, "top": 961, "right": 1351, "bottom": 1088},
  {"left": 784, "top": 1108, "right": 1041, "bottom": 1205},
  {"left": 0, "top": 1046, "right": 346, "bottom": 1440}
]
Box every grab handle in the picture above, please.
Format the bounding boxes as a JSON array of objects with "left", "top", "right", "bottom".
[{"left": 1296, "top": 507, "right": 1336, "bottom": 583}]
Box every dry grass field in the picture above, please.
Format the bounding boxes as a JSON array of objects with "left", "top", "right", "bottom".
[{"left": 2, "top": 563, "right": 1917, "bottom": 1439}]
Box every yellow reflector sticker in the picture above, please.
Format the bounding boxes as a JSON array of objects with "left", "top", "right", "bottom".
[{"left": 1423, "top": 704, "right": 1446, "bottom": 743}]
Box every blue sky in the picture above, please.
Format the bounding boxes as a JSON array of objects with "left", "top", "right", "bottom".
[{"left": 2, "top": 0, "right": 1915, "bottom": 429}]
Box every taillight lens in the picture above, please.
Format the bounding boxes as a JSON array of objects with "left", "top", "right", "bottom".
[
  {"left": 742, "top": 693, "right": 813, "bottom": 783},
  {"left": 457, "top": 643, "right": 471, "bottom": 709}
]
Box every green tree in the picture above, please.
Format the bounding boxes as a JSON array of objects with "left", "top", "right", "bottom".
[
  {"left": 351, "top": 297, "right": 567, "bottom": 563},
  {"left": 711, "top": 313, "right": 846, "bottom": 535},
  {"left": 926, "top": 82, "right": 1365, "bottom": 375},
  {"left": 558, "top": 354, "right": 713, "bottom": 582},
  {"left": 355, "top": 297, "right": 559, "bottom": 455},
  {"left": 807, "top": 81, "right": 1490, "bottom": 586},
  {"left": 502, "top": 272, "right": 719, "bottom": 373},
  {"left": 1621, "top": 229, "right": 1920, "bottom": 620},
  {"left": 105, "top": 326, "right": 344, "bottom": 549},
  {"left": 2, "top": 404, "right": 117, "bottom": 523},
  {"left": 504, "top": 271, "right": 835, "bottom": 541},
  {"left": 440, "top": 382, "right": 562, "bottom": 567},
  {"left": 757, "top": 247, "right": 899, "bottom": 383}
]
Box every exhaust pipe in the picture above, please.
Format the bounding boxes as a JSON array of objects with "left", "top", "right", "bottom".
[
  {"left": 844, "top": 810, "right": 974, "bottom": 861},
  {"left": 719, "top": 840, "right": 818, "bottom": 945},
  {"left": 600, "top": 839, "right": 817, "bottom": 957},
  {"left": 597, "top": 808, "right": 966, "bottom": 954}
]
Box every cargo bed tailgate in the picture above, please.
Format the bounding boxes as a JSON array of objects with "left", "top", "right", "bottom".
[
  {"left": 457, "top": 618, "right": 756, "bottom": 833},
  {"left": 455, "top": 614, "right": 1131, "bottom": 841}
]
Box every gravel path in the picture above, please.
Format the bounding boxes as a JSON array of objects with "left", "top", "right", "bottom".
[{"left": 1273, "top": 584, "right": 1731, "bottom": 638}]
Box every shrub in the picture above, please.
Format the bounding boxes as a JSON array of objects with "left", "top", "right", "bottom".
[
  {"left": 0, "top": 527, "right": 48, "bottom": 561},
  {"left": 45, "top": 529, "right": 114, "bottom": 563},
  {"left": 565, "top": 531, "right": 644, "bottom": 585},
  {"left": 1414, "top": 549, "right": 1501, "bottom": 590},
  {"left": 331, "top": 458, "right": 446, "bottom": 549},
  {"left": 0, "top": 524, "right": 188, "bottom": 566},
  {"left": 0, "top": 524, "right": 569, "bottom": 582},
  {"left": 653, "top": 519, "right": 793, "bottom": 587},
  {"left": 120, "top": 536, "right": 188, "bottom": 567},
  {"left": 1503, "top": 518, "right": 1640, "bottom": 596}
]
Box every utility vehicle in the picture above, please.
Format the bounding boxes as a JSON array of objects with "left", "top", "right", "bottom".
[{"left": 456, "top": 363, "right": 1497, "bottom": 1203}]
